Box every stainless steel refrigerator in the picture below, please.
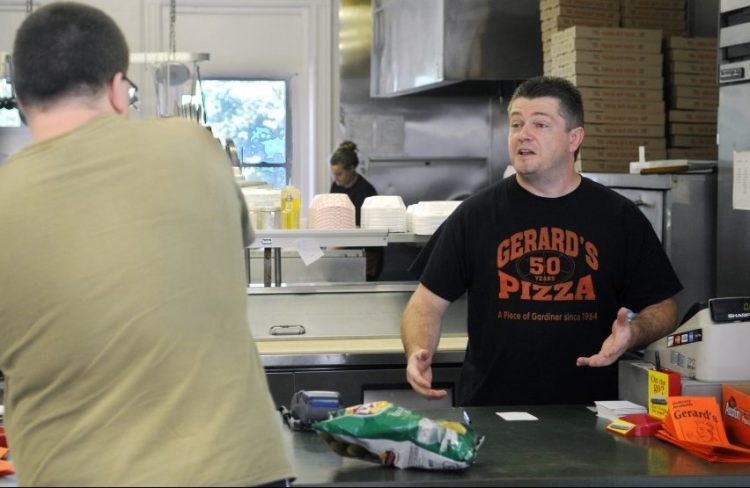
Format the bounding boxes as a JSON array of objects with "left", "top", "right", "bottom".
[{"left": 717, "top": 0, "right": 750, "bottom": 295}]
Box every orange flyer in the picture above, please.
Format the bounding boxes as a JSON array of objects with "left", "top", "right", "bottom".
[
  {"left": 657, "top": 396, "right": 750, "bottom": 463},
  {"left": 0, "top": 447, "right": 14, "bottom": 476}
]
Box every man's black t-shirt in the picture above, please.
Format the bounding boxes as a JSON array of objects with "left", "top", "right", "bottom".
[
  {"left": 418, "top": 176, "right": 683, "bottom": 406},
  {"left": 330, "top": 174, "right": 377, "bottom": 226}
]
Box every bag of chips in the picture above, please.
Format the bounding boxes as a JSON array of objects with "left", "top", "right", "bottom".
[{"left": 313, "top": 401, "right": 484, "bottom": 470}]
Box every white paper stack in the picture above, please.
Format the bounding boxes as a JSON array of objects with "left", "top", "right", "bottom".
[
  {"left": 361, "top": 195, "right": 407, "bottom": 232},
  {"left": 594, "top": 400, "right": 647, "bottom": 421},
  {"left": 408, "top": 201, "right": 462, "bottom": 235},
  {"left": 308, "top": 193, "right": 356, "bottom": 229}
]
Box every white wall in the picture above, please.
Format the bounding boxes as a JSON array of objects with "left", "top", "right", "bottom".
[{"left": 0, "top": 0, "right": 338, "bottom": 203}]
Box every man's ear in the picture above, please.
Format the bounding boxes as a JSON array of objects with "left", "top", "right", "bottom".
[
  {"left": 569, "top": 126, "right": 584, "bottom": 155},
  {"left": 108, "top": 72, "right": 128, "bottom": 115}
]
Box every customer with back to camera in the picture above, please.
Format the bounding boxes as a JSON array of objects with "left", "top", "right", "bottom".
[
  {"left": 329, "top": 140, "right": 383, "bottom": 280},
  {"left": 0, "top": 3, "right": 294, "bottom": 486},
  {"left": 401, "top": 76, "right": 683, "bottom": 407}
]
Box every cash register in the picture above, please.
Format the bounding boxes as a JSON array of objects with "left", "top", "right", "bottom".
[{"left": 644, "top": 297, "right": 750, "bottom": 382}]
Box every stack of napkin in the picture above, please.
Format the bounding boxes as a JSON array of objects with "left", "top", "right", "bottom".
[
  {"left": 594, "top": 400, "right": 647, "bottom": 421},
  {"left": 656, "top": 396, "right": 750, "bottom": 462}
]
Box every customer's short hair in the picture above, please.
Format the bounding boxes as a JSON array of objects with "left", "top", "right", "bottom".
[
  {"left": 12, "top": 2, "right": 129, "bottom": 108},
  {"left": 509, "top": 76, "right": 584, "bottom": 131}
]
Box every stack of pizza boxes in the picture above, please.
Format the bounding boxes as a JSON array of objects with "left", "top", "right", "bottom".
[
  {"left": 620, "top": 0, "right": 688, "bottom": 38},
  {"left": 664, "top": 36, "right": 719, "bottom": 161},
  {"left": 549, "top": 25, "right": 667, "bottom": 172},
  {"left": 539, "top": 0, "right": 620, "bottom": 75}
]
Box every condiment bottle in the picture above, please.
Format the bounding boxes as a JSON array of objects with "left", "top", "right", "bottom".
[{"left": 280, "top": 185, "right": 301, "bottom": 229}]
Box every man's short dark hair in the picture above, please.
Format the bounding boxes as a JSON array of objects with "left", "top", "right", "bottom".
[
  {"left": 509, "top": 76, "right": 584, "bottom": 131},
  {"left": 12, "top": 2, "right": 129, "bottom": 108}
]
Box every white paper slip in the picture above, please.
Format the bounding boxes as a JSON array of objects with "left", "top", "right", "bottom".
[
  {"left": 294, "top": 238, "right": 324, "bottom": 266},
  {"left": 496, "top": 412, "right": 538, "bottom": 421}
]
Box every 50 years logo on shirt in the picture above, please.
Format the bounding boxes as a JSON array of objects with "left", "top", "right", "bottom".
[{"left": 496, "top": 227, "right": 599, "bottom": 302}]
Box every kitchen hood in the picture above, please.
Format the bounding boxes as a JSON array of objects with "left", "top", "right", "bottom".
[{"left": 370, "top": 0, "right": 542, "bottom": 98}]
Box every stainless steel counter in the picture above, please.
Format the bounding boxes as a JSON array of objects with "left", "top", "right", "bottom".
[{"left": 281, "top": 404, "right": 750, "bottom": 486}]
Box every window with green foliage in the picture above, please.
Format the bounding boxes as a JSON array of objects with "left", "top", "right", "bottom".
[{"left": 201, "top": 79, "right": 289, "bottom": 189}]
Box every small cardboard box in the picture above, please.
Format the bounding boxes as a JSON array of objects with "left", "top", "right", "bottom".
[
  {"left": 665, "top": 36, "right": 717, "bottom": 51},
  {"left": 556, "top": 50, "right": 663, "bottom": 67},
  {"left": 551, "top": 36, "right": 662, "bottom": 56},
  {"left": 578, "top": 86, "right": 663, "bottom": 102},
  {"left": 554, "top": 25, "right": 663, "bottom": 43},
  {"left": 541, "top": 5, "right": 620, "bottom": 23},
  {"left": 722, "top": 383, "right": 750, "bottom": 448},
  {"left": 564, "top": 73, "right": 663, "bottom": 90},
  {"left": 551, "top": 61, "right": 662, "bottom": 79},
  {"left": 586, "top": 110, "right": 665, "bottom": 126},
  {"left": 668, "top": 109, "right": 717, "bottom": 124},
  {"left": 586, "top": 123, "right": 665, "bottom": 138},
  {"left": 585, "top": 135, "right": 666, "bottom": 150},
  {"left": 541, "top": 0, "right": 620, "bottom": 10}
]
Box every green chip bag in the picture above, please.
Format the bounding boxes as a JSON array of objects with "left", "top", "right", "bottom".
[{"left": 313, "top": 401, "right": 484, "bottom": 470}]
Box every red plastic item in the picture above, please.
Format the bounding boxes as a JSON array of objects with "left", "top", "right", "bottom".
[{"left": 620, "top": 413, "right": 663, "bottom": 437}]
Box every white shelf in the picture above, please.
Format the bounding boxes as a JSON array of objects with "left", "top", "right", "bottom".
[
  {"left": 249, "top": 229, "right": 433, "bottom": 248},
  {"left": 250, "top": 229, "right": 388, "bottom": 248},
  {"left": 385, "top": 232, "right": 432, "bottom": 243}
]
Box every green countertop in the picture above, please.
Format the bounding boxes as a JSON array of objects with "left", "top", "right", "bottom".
[{"left": 282, "top": 404, "right": 750, "bottom": 486}]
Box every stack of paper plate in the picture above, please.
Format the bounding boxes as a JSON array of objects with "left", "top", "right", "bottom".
[
  {"left": 361, "top": 195, "right": 407, "bottom": 232},
  {"left": 309, "top": 194, "right": 356, "bottom": 229},
  {"left": 408, "top": 201, "right": 462, "bottom": 235}
]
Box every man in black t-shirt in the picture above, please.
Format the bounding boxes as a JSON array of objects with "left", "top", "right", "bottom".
[{"left": 401, "top": 76, "right": 683, "bottom": 406}]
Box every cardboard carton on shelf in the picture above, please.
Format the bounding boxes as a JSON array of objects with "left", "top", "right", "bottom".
[
  {"left": 621, "top": 0, "right": 685, "bottom": 8},
  {"left": 665, "top": 36, "right": 718, "bottom": 51},
  {"left": 552, "top": 25, "right": 663, "bottom": 42},
  {"left": 586, "top": 110, "right": 665, "bottom": 126},
  {"left": 578, "top": 86, "right": 663, "bottom": 101},
  {"left": 667, "top": 48, "right": 718, "bottom": 63},
  {"left": 670, "top": 73, "right": 718, "bottom": 87},
  {"left": 563, "top": 73, "right": 663, "bottom": 90},
  {"left": 540, "top": 0, "right": 620, "bottom": 10},
  {"left": 551, "top": 36, "right": 662, "bottom": 56},
  {"left": 584, "top": 135, "right": 666, "bottom": 150},
  {"left": 583, "top": 99, "right": 665, "bottom": 114},
  {"left": 541, "top": 5, "right": 620, "bottom": 23},
  {"left": 575, "top": 159, "right": 631, "bottom": 173},
  {"left": 668, "top": 122, "right": 717, "bottom": 136},
  {"left": 586, "top": 123, "right": 665, "bottom": 138},
  {"left": 555, "top": 50, "right": 663, "bottom": 66},
  {"left": 667, "top": 147, "right": 719, "bottom": 160},
  {"left": 669, "top": 109, "right": 718, "bottom": 124},
  {"left": 622, "top": 6, "right": 686, "bottom": 21},
  {"left": 669, "top": 86, "right": 718, "bottom": 99},
  {"left": 668, "top": 96, "right": 719, "bottom": 111},
  {"left": 551, "top": 62, "right": 661, "bottom": 78},
  {"left": 669, "top": 134, "right": 717, "bottom": 148},
  {"left": 668, "top": 60, "right": 718, "bottom": 76}
]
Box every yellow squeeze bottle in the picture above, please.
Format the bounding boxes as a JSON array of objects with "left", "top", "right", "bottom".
[{"left": 281, "top": 185, "right": 301, "bottom": 229}]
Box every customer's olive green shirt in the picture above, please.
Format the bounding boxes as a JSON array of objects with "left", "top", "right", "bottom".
[{"left": 0, "top": 115, "right": 294, "bottom": 486}]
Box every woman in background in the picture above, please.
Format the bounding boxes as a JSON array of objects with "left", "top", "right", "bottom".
[
  {"left": 329, "top": 141, "right": 377, "bottom": 226},
  {"left": 329, "top": 141, "right": 383, "bottom": 280}
]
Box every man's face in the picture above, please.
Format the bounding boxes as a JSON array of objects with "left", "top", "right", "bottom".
[{"left": 507, "top": 96, "right": 581, "bottom": 177}]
